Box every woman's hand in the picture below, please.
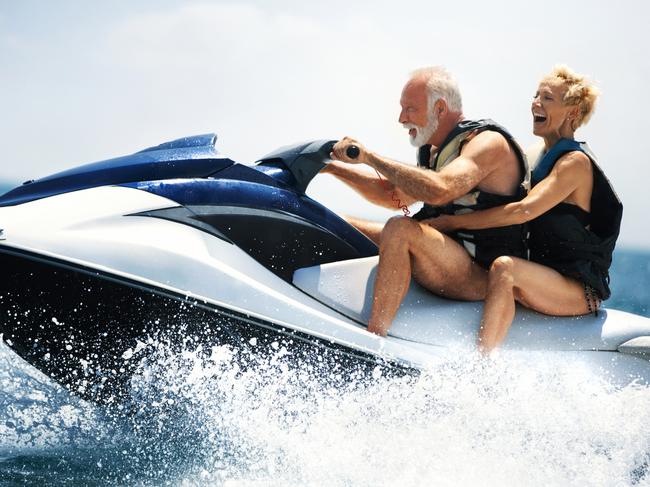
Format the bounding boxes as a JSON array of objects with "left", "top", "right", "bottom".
[
  {"left": 421, "top": 214, "right": 457, "bottom": 232},
  {"left": 331, "top": 136, "right": 371, "bottom": 164}
]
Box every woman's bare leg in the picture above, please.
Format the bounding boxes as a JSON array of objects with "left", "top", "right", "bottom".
[
  {"left": 478, "top": 256, "right": 593, "bottom": 354},
  {"left": 478, "top": 257, "right": 517, "bottom": 353}
]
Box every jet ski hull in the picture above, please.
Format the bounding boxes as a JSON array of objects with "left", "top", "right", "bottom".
[
  {"left": 0, "top": 247, "right": 394, "bottom": 404},
  {"left": 1, "top": 134, "right": 649, "bottom": 403}
]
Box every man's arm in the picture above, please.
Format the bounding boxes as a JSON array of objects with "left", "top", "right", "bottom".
[
  {"left": 332, "top": 131, "right": 508, "bottom": 207},
  {"left": 322, "top": 158, "right": 418, "bottom": 209}
]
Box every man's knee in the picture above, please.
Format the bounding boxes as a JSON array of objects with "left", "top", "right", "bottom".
[
  {"left": 381, "top": 216, "right": 419, "bottom": 244},
  {"left": 382, "top": 216, "right": 446, "bottom": 242},
  {"left": 383, "top": 215, "right": 414, "bottom": 232}
]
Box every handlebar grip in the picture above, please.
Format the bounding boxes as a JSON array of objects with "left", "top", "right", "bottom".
[{"left": 346, "top": 145, "right": 360, "bottom": 159}]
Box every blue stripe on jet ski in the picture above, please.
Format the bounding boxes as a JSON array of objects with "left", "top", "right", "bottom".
[{"left": 0, "top": 134, "right": 234, "bottom": 207}]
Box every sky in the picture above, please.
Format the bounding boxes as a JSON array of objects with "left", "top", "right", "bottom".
[{"left": 1, "top": 0, "right": 648, "bottom": 248}]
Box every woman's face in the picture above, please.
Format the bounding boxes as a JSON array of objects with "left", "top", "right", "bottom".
[{"left": 531, "top": 81, "right": 576, "bottom": 140}]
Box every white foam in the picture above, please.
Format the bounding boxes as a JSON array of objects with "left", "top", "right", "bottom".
[{"left": 2, "top": 339, "right": 650, "bottom": 486}]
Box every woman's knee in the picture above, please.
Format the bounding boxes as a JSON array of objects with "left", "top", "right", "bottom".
[{"left": 488, "top": 256, "right": 516, "bottom": 284}]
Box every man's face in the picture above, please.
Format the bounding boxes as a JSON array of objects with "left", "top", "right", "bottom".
[{"left": 399, "top": 79, "right": 438, "bottom": 147}]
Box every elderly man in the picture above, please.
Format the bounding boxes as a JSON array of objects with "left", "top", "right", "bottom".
[{"left": 325, "top": 66, "right": 528, "bottom": 336}]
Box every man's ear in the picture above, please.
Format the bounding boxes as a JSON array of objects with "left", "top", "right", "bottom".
[{"left": 434, "top": 98, "right": 447, "bottom": 116}]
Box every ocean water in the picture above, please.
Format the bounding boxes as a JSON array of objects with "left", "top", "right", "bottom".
[
  {"left": 0, "top": 184, "right": 13, "bottom": 198},
  {"left": 608, "top": 248, "right": 650, "bottom": 318},
  {"left": 1, "top": 249, "right": 649, "bottom": 486}
]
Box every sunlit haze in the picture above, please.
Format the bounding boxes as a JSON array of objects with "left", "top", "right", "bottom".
[{"left": 1, "top": 0, "right": 648, "bottom": 247}]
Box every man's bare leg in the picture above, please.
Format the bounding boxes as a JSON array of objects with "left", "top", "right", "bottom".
[
  {"left": 368, "top": 216, "right": 488, "bottom": 336},
  {"left": 367, "top": 219, "right": 413, "bottom": 334},
  {"left": 345, "top": 215, "right": 385, "bottom": 245},
  {"left": 478, "top": 256, "right": 593, "bottom": 353}
]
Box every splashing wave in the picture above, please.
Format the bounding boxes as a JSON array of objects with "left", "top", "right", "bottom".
[{"left": 2, "top": 338, "right": 650, "bottom": 486}]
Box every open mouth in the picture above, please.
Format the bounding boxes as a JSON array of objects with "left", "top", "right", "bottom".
[{"left": 533, "top": 115, "right": 547, "bottom": 123}]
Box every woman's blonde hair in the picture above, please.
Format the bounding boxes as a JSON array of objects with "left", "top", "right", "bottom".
[{"left": 542, "top": 65, "right": 600, "bottom": 129}]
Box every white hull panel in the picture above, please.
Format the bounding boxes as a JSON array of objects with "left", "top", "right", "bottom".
[{"left": 1, "top": 185, "right": 649, "bottom": 386}]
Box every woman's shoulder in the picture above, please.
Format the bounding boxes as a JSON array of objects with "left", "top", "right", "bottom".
[{"left": 554, "top": 149, "right": 592, "bottom": 174}]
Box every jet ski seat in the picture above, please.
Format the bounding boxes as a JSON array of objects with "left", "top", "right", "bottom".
[{"left": 293, "top": 257, "right": 650, "bottom": 351}]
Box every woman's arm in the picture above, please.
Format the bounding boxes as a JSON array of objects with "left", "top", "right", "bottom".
[{"left": 425, "top": 151, "right": 592, "bottom": 232}]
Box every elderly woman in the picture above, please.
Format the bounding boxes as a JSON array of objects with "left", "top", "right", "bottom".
[{"left": 426, "top": 65, "right": 622, "bottom": 353}]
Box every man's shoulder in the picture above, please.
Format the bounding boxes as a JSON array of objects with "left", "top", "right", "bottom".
[
  {"left": 473, "top": 128, "right": 511, "bottom": 145},
  {"left": 461, "top": 129, "right": 512, "bottom": 162}
]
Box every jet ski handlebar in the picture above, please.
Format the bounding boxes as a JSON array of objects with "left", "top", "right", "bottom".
[
  {"left": 256, "top": 139, "right": 358, "bottom": 194},
  {"left": 345, "top": 145, "right": 360, "bottom": 159}
]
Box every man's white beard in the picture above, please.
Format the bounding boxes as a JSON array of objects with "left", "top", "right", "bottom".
[{"left": 404, "top": 112, "right": 439, "bottom": 147}]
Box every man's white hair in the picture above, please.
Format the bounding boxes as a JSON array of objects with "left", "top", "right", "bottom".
[{"left": 411, "top": 66, "right": 463, "bottom": 113}]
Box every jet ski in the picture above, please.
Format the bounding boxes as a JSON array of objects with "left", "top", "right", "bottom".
[{"left": 1, "top": 133, "right": 649, "bottom": 404}]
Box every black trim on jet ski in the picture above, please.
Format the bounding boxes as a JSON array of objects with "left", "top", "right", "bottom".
[{"left": 131, "top": 204, "right": 367, "bottom": 281}]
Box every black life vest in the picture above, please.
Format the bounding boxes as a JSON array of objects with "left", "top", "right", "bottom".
[
  {"left": 528, "top": 138, "right": 622, "bottom": 300},
  {"left": 412, "top": 119, "right": 528, "bottom": 268}
]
